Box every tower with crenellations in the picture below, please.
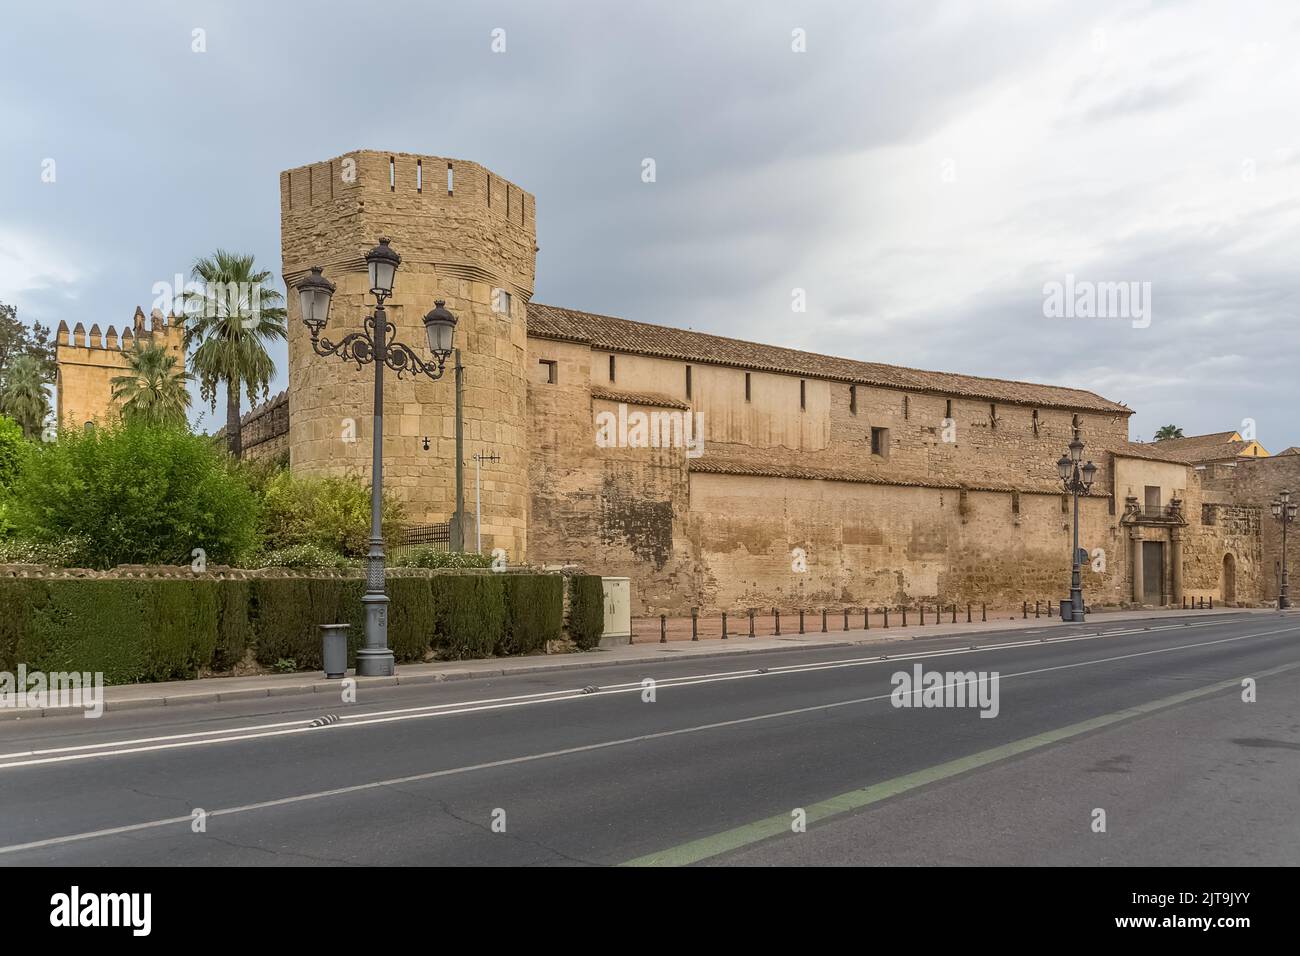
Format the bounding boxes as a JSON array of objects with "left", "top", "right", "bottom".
[
  {"left": 280, "top": 150, "right": 537, "bottom": 563},
  {"left": 54, "top": 308, "right": 186, "bottom": 432}
]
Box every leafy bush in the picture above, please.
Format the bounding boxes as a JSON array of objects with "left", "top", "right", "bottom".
[
  {"left": 0, "top": 535, "right": 89, "bottom": 566},
  {"left": 0, "top": 415, "right": 24, "bottom": 492},
  {"left": 6, "top": 423, "right": 259, "bottom": 569},
  {"left": 500, "top": 574, "right": 563, "bottom": 655},
  {"left": 258, "top": 469, "right": 403, "bottom": 558},
  {"left": 257, "top": 543, "right": 357, "bottom": 570},
  {"left": 567, "top": 575, "right": 606, "bottom": 650},
  {"left": 393, "top": 547, "right": 493, "bottom": 569},
  {"left": 429, "top": 574, "right": 505, "bottom": 659}
]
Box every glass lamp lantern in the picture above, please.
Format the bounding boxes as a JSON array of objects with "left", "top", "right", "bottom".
[
  {"left": 366, "top": 237, "right": 401, "bottom": 296},
  {"left": 422, "top": 300, "right": 457, "bottom": 359},
  {"left": 296, "top": 266, "right": 336, "bottom": 333}
]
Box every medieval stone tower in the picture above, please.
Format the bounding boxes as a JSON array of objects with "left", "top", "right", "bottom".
[
  {"left": 55, "top": 308, "right": 186, "bottom": 431},
  {"left": 280, "top": 150, "right": 537, "bottom": 562}
]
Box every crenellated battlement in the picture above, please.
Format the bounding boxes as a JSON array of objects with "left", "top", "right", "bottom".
[
  {"left": 57, "top": 306, "right": 186, "bottom": 354},
  {"left": 280, "top": 150, "right": 537, "bottom": 298}
]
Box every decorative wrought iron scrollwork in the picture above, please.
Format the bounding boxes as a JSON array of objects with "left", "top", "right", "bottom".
[{"left": 307, "top": 313, "right": 450, "bottom": 380}]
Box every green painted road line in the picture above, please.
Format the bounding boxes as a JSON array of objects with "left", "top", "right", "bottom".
[{"left": 621, "top": 658, "right": 1300, "bottom": 867}]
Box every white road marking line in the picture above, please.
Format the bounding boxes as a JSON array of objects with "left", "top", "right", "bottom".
[
  {"left": 2, "top": 624, "right": 1295, "bottom": 856},
  {"left": 0, "top": 621, "right": 1219, "bottom": 761},
  {"left": 0, "top": 622, "right": 1290, "bottom": 772}
]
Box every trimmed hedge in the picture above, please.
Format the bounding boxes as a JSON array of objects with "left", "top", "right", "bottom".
[
  {"left": 0, "top": 579, "right": 224, "bottom": 684},
  {"left": 500, "top": 574, "right": 564, "bottom": 656},
  {"left": 0, "top": 571, "right": 571, "bottom": 683},
  {"left": 429, "top": 574, "right": 505, "bottom": 660},
  {"left": 567, "top": 575, "right": 606, "bottom": 650}
]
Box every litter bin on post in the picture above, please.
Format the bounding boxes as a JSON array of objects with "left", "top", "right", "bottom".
[
  {"left": 1059, "top": 600, "right": 1072, "bottom": 622},
  {"left": 320, "top": 624, "right": 350, "bottom": 679}
]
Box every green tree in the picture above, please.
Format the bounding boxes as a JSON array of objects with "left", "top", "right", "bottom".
[
  {"left": 111, "top": 341, "right": 191, "bottom": 428},
  {"left": 182, "top": 251, "right": 287, "bottom": 457},
  {"left": 0, "top": 353, "right": 51, "bottom": 440},
  {"left": 7, "top": 422, "right": 259, "bottom": 568},
  {"left": 0, "top": 415, "right": 25, "bottom": 492},
  {"left": 0, "top": 301, "right": 56, "bottom": 383},
  {"left": 1154, "top": 425, "right": 1184, "bottom": 441}
]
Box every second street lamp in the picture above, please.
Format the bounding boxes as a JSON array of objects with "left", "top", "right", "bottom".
[
  {"left": 1057, "top": 435, "right": 1097, "bottom": 622},
  {"left": 295, "top": 238, "right": 457, "bottom": 676},
  {"left": 1270, "top": 489, "right": 1296, "bottom": 610}
]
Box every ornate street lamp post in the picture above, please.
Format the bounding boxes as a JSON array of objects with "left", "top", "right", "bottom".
[
  {"left": 1270, "top": 489, "right": 1296, "bottom": 610},
  {"left": 1057, "top": 435, "right": 1098, "bottom": 622},
  {"left": 296, "top": 238, "right": 457, "bottom": 676}
]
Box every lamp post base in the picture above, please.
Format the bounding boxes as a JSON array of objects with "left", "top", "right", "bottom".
[
  {"left": 357, "top": 592, "right": 394, "bottom": 677},
  {"left": 355, "top": 647, "right": 395, "bottom": 677}
]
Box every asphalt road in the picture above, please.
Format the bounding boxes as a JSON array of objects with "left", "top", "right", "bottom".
[{"left": 1, "top": 611, "right": 1297, "bottom": 866}]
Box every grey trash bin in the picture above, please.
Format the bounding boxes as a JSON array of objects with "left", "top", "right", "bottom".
[
  {"left": 1059, "top": 600, "right": 1072, "bottom": 621},
  {"left": 320, "top": 624, "right": 351, "bottom": 678}
]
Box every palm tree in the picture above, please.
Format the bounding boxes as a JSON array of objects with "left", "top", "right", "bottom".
[
  {"left": 183, "top": 250, "right": 287, "bottom": 456},
  {"left": 0, "top": 353, "right": 50, "bottom": 439},
  {"left": 1154, "top": 425, "right": 1185, "bottom": 441},
  {"left": 111, "top": 341, "right": 191, "bottom": 428}
]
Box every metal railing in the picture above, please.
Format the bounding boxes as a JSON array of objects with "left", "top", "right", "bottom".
[{"left": 390, "top": 521, "right": 451, "bottom": 560}]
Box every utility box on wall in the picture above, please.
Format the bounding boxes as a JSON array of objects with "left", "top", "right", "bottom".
[{"left": 600, "top": 577, "right": 632, "bottom": 647}]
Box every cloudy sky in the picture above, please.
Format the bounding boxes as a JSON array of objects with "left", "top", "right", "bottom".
[{"left": 2, "top": 0, "right": 1298, "bottom": 445}]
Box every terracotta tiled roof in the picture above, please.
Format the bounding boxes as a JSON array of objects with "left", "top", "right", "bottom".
[
  {"left": 689, "top": 442, "right": 1106, "bottom": 497},
  {"left": 590, "top": 385, "right": 690, "bottom": 410},
  {"left": 1113, "top": 441, "right": 1193, "bottom": 465},
  {"left": 528, "top": 303, "right": 1131, "bottom": 415},
  {"left": 1151, "top": 431, "right": 1253, "bottom": 463}
]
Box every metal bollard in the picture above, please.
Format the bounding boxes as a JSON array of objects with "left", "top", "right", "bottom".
[
  {"left": 883, "top": 607, "right": 889, "bottom": 628},
  {"left": 774, "top": 608, "right": 781, "bottom": 635},
  {"left": 982, "top": 603, "right": 987, "bottom": 622},
  {"left": 1035, "top": 600, "right": 1040, "bottom": 619},
  {"left": 966, "top": 602, "right": 972, "bottom": 623},
  {"left": 920, "top": 605, "right": 925, "bottom": 626},
  {"left": 748, "top": 607, "right": 755, "bottom": 638},
  {"left": 722, "top": 611, "right": 728, "bottom": 640},
  {"left": 902, "top": 607, "right": 908, "bottom": 627},
  {"left": 1209, "top": 596, "right": 1213, "bottom": 609},
  {"left": 864, "top": 607, "right": 869, "bottom": 630},
  {"left": 1022, "top": 601, "right": 1027, "bottom": 619},
  {"left": 660, "top": 614, "right": 667, "bottom": 644},
  {"left": 822, "top": 608, "right": 828, "bottom": 633},
  {"left": 952, "top": 603, "right": 957, "bottom": 624},
  {"left": 843, "top": 608, "right": 849, "bottom": 631},
  {"left": 691, "top": 607, "right": 698, "bottom": 641},
  {"left": 799, "top": 609, "right": 805, "bottom": 634},
  {"left": 320, "top": 623, "right": 350, "bottom": 679}
]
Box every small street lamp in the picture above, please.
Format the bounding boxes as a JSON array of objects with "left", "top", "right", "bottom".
[
  {"left": 1270, "top": 489, "right": 1296, "bottom": 610},
  {"left": 296, "top": 238, "right": 457, "bottom": 676},
  {"left": 1057, "top": 434, "right": 1098, "bottom": 622}
]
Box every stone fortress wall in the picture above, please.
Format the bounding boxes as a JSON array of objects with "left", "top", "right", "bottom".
[
  {"left": 55, "top": 308, "right": 186, "bottom": 431},
  {"left": 61, "top": 147, "right": 1264, "bottom": 616}
]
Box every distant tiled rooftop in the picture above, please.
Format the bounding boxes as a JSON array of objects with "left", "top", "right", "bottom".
[
  {"left": 1114, "top": 440, "right": 1193, "bottom": 464},
  {"left": 1152, "top": 431, "right": 1257, "bottom": 463},
  {"left": 528, "top": 303, "right": 1132, "bottom": 415}
]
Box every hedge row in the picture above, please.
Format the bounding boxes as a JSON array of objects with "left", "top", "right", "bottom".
[{"left": 0, "top": 572, "right": 599, "bottom": 684}]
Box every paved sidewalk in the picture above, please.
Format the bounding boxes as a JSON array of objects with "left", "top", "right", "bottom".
[{"left": 0, "top": 606, "right": 1272, "bottom": 720}]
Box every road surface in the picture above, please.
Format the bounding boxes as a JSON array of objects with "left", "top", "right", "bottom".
[{"left": 1, "top": 611, "right": 1296, "bottom": 865}]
